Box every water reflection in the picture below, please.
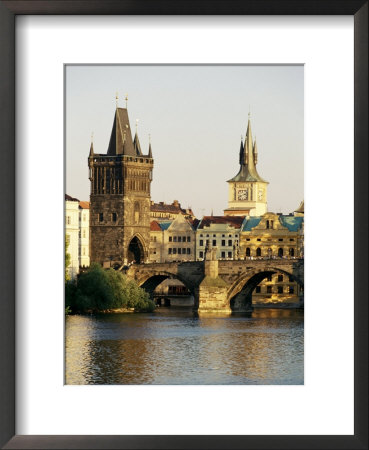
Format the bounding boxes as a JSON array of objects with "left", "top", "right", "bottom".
[{"left": 66, "top": 309, "right": 303, "bottom": 385}]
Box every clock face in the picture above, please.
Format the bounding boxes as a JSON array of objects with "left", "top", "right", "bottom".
[
  {"left": 238, "top": 189, "right": 248, "bottom": 201},
  {"left": 258, "top": 189, "right": 263, "bottom": 200}
]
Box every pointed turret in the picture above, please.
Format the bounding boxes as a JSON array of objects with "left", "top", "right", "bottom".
[
  {"left": 148, "top": 142, "right": 153, "bottom": 158},
  {"left": 227, "top": 116, "right": 267, "bottom": 183},
  {"left": 107, "top": 108, "right": 135, "bottom": 156},
  {"left": 239, "top": 138, "right": 244, "bottom": 165},
  {"left": 253, "top": 138, "right": 258, "bottom": 165},
  {"left": 133, "top": 132, "right": 143, "bottom": 156},
  {"left": 89, "top": 142, "right": 94, "bottom": 157}
]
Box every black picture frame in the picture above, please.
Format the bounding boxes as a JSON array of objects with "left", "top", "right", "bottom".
[{"left": 0, "top": 1, "right": 367, "bottom": 449}]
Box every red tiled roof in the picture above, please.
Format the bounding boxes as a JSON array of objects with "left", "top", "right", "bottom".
[
  {"left": 79, "top": 201, "right": 90, "bottom": 209},
  {"left": 150, "top": 221, "right": 162, "bottom": 231},
  {"left": 198, "top": 215, "right": 245, "bottom": 229}
]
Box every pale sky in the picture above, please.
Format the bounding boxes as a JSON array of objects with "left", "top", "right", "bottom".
[{"left": 66, "top": 65, "right": 303, "bottom": 217}]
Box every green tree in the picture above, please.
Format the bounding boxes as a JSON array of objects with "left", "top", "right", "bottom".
[
  {"left": 70, "top": 264, "right": 154, "bottom": 313},
  {"left": 65, "top": 235, "right": 71, "bottom": 282}
]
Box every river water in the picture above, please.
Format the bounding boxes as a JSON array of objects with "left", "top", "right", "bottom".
[{"left": 65, "top": 308, "right": 303, "bottom": 385}]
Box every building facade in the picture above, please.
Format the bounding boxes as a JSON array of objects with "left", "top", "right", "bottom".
[
  {"left": 196, "top": 216, "right": 245, "bottom": 261},
  {"left": 88, "top": 105, "right": 153, "bottom": 267},
  {"left": 224, "top": 116, "right": 268, "bottom": 217},
  {"left": 150, "top": 200, "right": 195, "bottom": 220},
  {"left": 65, "top": 194, "right": 80, "bottom": 279},
  {"left": 149, "top": 214, "right": 197, "bottom": 263},
  {"left": 79, "top": 201, "right": 90, "bottom": 268},
  {"left": 240, "top": 211, "right": 304, "bottom": 305}
]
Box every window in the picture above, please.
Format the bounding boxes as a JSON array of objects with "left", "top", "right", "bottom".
[
  {"left": 187, "top": 236, "right": 191, "bottom": 242},
  {"left": 246, "top": 238, "right": 250, "bottom": 241},
  {"left": 221, "top": 240, "right": 225, "bottom": 246},
  {"left": 168, "top": 248, "right": 172, "bottom": 254},
  {"left": 278, "top": 286, "right": 283, "bottom": 294},
  {"left": 221, "top": 251, "right": 225, "bottom": 258},
  {"left": 278, "top": 248, "right": 284, "bottom": 257},
  {"left": 212, "top": 240, "right": 216, "bottom": 246},
  {"left": 206, "top": 234, "right": 209, "bottom": 237},
  {"left": 266, "top": 220, "right": 270, "bottom": 229},
  {"left": 256, "top": 286, "right": 261, "bottom": 293},
  {"left": 83, "top": 230, "right": 86, "bottom": 238},
  {"left": 213, "top": 234, "right": 216, "bottom": 237},
  {"left": 199, "top": 251, "right": 204, "bottom": 258},
  {"left": 279, "top": 238, "right": 283, "bottom": 242},
  {"left": 187, "top": 248, "right": 191, "bottom": 254},
  {"left": 267, "top": 286, "right": 272, "bottom": 293},
  {"left": 257, "top": 238, "right": 261, "bottom": 241},
  {"left": 173, "top": 248, "right": 177, "bottom": 254},
  {"left": 82, "top": 248, "right": 86, "bottom": 256},
  {"left": 199, "top": 240, "right": 203, "bottom": 246},
  {"left": 83, "top": 214, "right": 86, "bottom": 221},
  {"left": 289, "top": 275, "right": 293, "bottom": 282},
  {"left": 66, "top": 234, "right": 70, "bottom": 245},
  {"left": 222, "top": 234, "right": 225, "bottom": 237},
  {"left": 267, "top": 274, "right": 272, "bottom": 281},
  {"left": 200, "top": 234, "right": 203, "bottom": 237},
  {"left": 173, "top": 236, "right": 177, "bottom": 242},
  {"left": 256, "top": 248, "right": 261, "bottom": 257},
  {"left": 290, "top": 238, "right": 295, "bottom": 242},
  {"left": 246, "top": 248, "right": 250, "bottom": 257},
  {"left": 153, "top": 236, "right": 157, "bottom": 242},
  {"left": 229, "top": 234, "right": 232, "bottom": 237},
  {"left": 179, "top": 236, "right": 183, "bottom": 242},
  {"left": 227, "top": 251, "right": 232, "bottom": 258},
  {"left": 178, "top": 248, "right": 181, "bottom": 254},
  {"left": 278, "top": 275, "right": 283, "bottom": 282},
  {"left": 289, "top": 248, "right": 295, "bottom": 257},
  {"left": 169, "top": 236, "right": 172, "bottom": 242},
  {"left": 112, "top": 212, "right": 117, "bottom": 222},
  {"left": 66, "top": 216, "right": 71, "bottom": 225},
  {"left": 228, "top": 240, "right": 232, "bottom": 246},
  {"left": 99, "top": 213, "right": 103, "bottom": 222},
  {"left": 271, "top": 220, "right": 274, "bottom": 229},
  {"left": 289, "top": 286, "right": 294, "bottom": 294}
]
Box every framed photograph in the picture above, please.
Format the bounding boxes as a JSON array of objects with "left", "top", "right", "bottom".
[{"left": 0, "top": 1, "right": 367, "bottom": 449}]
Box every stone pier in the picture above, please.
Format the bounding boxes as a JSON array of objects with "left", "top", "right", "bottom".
[{"left": 194, "top": 248, "right": 231, "bottom": 314}]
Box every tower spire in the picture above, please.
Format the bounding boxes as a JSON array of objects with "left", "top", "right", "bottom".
[
  {"left": 133, "top": 119, "right": 142, "bottom": 156},
  {"left": 148, "top": 134, "right": 152, "bottom": 158},
  {"left": 115, "top": 91, "right": 119, "bottom": 108},
  {"left": 125, "top": 93, "right": 128, "bottom": 109},
  {"left": 253, "top": 137, "right": 258, "bottom": 165},
  {"left": 89, "top": 132, "right": 94, "bottom": 156}
]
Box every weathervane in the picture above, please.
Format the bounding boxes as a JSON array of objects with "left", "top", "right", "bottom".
[{"left": 125, "top": 94, "right": 128, "bottom": 108}]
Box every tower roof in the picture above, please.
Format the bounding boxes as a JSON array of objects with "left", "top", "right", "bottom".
[
  {"left": 107, "top": 107, "right": 136, "bottom": 156},
  {"left": 228, "top": 117, "right": 267, "bottom": 183}
]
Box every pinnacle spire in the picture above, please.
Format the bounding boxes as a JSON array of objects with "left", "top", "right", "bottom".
[
  {"left": 133, "top": 121, "right": 143, "bottom": 156},
  {"left": 89, "top": 132, "right": 94, "bottom": 156},
  {"left": 148, "top": 134, "right": 152, "bottom": 158},
  {"left": 239, "top": 137, "right": 244, "bottom": 165},
  {"left": 253, "top": 138, "right": 258, "bottom": 165}
]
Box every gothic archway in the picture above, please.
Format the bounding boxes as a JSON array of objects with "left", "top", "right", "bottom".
[{"left": 127, "top": 236, "right": 145, "bottom": 264}]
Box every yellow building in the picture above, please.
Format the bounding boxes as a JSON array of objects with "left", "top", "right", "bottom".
[{"left": 240, "top": 211, "right": 304, "bottom": 306}]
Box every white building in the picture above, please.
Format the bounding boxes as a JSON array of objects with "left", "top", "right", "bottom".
[
  {"left": 79, "top": 201, "right": 90, "bottom": 267},
  {"left": 196, "top": 216, "right": 246, "bottom": 261},
  {"left": 65, "top": 194, "right": 80, "bottom": 279}
]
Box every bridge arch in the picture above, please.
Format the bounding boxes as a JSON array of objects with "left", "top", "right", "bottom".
[
  {"left": 127, "top": 234, "right": 146, "bottom": 264},
  {"left": 138, "top": 271, "right": 195, "bottom": 299},
  {"left": 228, "top": 267, "right": 304, "bottom": 312}
]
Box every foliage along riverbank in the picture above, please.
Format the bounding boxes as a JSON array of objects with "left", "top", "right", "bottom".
[{"left": 65, "top": 263, "right": 155, "bottom": 314}]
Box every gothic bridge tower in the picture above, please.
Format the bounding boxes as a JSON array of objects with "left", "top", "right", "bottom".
[
  {"left": 88, "top": 101, "right": 154, "bottom": 266},
  {"left": 224, "top": 114, "right": 268, "bottom": 217}
]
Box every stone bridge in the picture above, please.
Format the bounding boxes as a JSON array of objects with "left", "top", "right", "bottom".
[{"left": 125, "top": 256, "right": 304, "bottom": 314}]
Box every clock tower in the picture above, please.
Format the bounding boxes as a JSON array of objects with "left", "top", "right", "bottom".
[{"left": 224, "top": 115, "right": 268, "bottom": 217}]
